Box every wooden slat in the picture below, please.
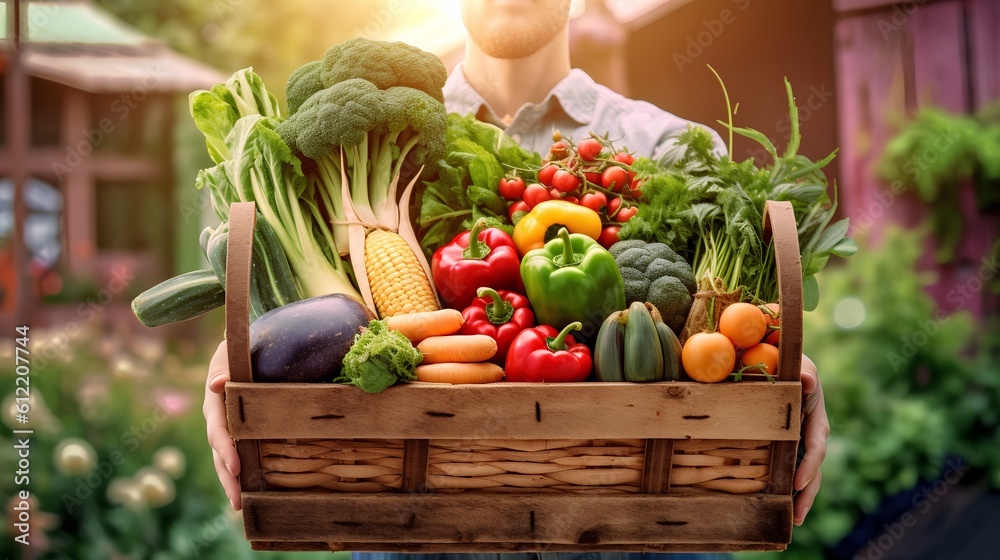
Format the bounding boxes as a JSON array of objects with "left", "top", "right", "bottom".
[
  {"left": 401, "top": 439, "right": 429, "bottom": 493},
  {"left": 968, "top": 0, "right": 1000, "bottom": 109},
  {"left": 768, "top": 440, "right": 799, "bottom": 495},
  {"left": 251, "top": 541, "right": 788, "bottom": 553},
  {"left": 641, "top": 439, "right": 674, "bottom": 494},
  {"left": 242, "top": 492, "right": 792, "bottom": 546},
  {"left": 236, "top": 440, "right": 264, "bottom": 491},
  {"left": 225, "top": 382, "right": 802, "bottom": 441}
]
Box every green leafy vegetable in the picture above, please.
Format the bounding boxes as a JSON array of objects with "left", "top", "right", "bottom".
[
  {"left": 620, "top": 76, "right": 856, "bottom": 309},
  {"left": 336, "top": 320, "right": 423, "bottom": 393},
  {"left": 417, "top": 113, "right": 541, "bottom": 257}
]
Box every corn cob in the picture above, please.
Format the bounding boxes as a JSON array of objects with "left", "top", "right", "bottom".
[{"left": 365, "top": 228, "right": 439, "bottom": 317}]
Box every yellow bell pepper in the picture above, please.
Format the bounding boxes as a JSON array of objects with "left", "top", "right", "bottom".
[{"left": 512, "top": 200, "right": 603, "bottom": 255}]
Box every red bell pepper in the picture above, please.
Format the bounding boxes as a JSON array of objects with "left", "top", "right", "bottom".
[
  {"left": 461, "top": 288, "right": 536, "bottom": 365},
  {"left": 431, "top": 219, "right": 524, "bottom": 309},
  {"left": 504, "top": 322, "right": 592, "bottom": 382}
]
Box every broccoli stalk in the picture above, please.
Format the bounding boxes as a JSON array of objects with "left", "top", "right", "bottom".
[{"left": 277, "top": 55, "right": 448, "bottom": 236}]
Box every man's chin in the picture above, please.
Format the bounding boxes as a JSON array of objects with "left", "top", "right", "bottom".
[{"left": 470, "top": 28, "right": 562, "bottom": 59}]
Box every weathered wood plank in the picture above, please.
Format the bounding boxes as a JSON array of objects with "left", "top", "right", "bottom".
[
  {"left": 968, "top": 0, "right": 1000, "bottom": 109},
  {"left": 641, "top": 439, "right": 674, "bottom": 494},
  {"left": 250, "top": 541, "right": 789, "bottom": 552},
  {"left": 226, "top": 382, "right": 802, "bottom": 441},
  {"left": 401, "top": 439, "right": 429, "bottom": 493},
  {"left": 242, "top": 492, "right": 792, "bottom": 546},
  {"left": 769, "top": 440, "right": 799, "bottom": 495}
]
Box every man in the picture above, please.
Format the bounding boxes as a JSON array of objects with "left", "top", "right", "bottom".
[{"left": 204, "top": 0, "right": 829, "bottom": 556}]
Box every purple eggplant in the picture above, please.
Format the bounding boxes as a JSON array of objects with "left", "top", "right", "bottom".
[{"left": 249, "top": 294, "right": 375, "bottom": 383}]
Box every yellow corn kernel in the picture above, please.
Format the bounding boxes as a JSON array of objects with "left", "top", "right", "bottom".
[{"left": 365, "top": 229, "right": 439, "bottom": 318}]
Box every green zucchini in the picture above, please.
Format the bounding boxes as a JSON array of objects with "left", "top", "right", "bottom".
[
  {"left": 645, "top": 303, "right": 683, "bottom": 381},
  {"left": 594, "top": 310, "right": 626, "bottom": 382},
  {"left": 623, "top": 301, "right": 663, "bottom": 382},
  {"left": 131, "top": 269, "right": 225, "bottom": 327},
  {"left": 251, "top": 211, "right": 300, "bottom": 310}
]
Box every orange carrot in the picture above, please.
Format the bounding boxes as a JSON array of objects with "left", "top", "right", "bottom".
[
  {"left": 415, "top": 362, "right": 504, "bottom": 384},
  {"left": 417, "top": 335, "right": 497, "bottom": 364},
  {"left": 384, "top": 309, "right": 464, "bottom": 343}
]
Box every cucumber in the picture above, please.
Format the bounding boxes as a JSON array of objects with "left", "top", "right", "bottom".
[
  {"left": 594, "top": 311, "right": 626, "bottom": 382},
  {"left": 623, "top": 301, "right": 663, "bottom": 382},
  {"left": 645, "top": 303, "right": 683, "bottom": 381},
  {"left": 131, "top": 269, "right": 225, "bottom": 327}
]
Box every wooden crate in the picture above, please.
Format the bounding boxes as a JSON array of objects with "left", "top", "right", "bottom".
[{"left": 223, "top": 200, "right": 804, "bottom": 552}]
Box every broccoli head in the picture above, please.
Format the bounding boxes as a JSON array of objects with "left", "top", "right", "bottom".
[
  {"left": 321, "top": 37, "right": 448, "bottom": 103},
  {"left": 285, "top": 60, "right": 325, "bottom": 115},
  {"left": 276, "top": 80, "right": 446, "bottom": 166},
  {"left": 611, "top": 240, "right": 696, "bottom": 334},
  {"left": 276, "top": 78, "right": 388, "bottom": 160}
]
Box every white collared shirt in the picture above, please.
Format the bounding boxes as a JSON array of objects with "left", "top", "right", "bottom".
[{"left": 443, "top": 63, "right": 727, "bottom": 160}]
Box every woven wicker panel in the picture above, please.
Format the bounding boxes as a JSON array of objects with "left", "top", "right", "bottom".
[
  {"left": 424, "top": 439, "right": 646, "bottom": 493},
  {"left": 260, "top": 439, "right": 404, "bottom": 492},
  {"left": 670, "top": 439, "right": 772, "bottom": 494}
]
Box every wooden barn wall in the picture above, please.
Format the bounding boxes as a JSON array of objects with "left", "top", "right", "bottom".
[{"left": 832, "top": 0, "right": 1000, "bottom": 317}]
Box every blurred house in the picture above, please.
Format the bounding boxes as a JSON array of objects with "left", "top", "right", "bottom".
[{"left": 0, "top": 0, "right": 222, "bottom": 326}]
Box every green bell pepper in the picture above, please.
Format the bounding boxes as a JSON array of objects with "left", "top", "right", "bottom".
[{"left": 520, "top": 227, "right": 626, "bottom": 344}]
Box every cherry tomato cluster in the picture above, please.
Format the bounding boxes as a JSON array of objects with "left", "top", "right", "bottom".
[{"left": 499, "top": 132, "right": 643, "bottom": 249}]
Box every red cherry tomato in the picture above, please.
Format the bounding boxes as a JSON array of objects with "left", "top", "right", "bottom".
[
  {"left": 498, "top": 177, "right": 526, "bottom": 201},
  {"left": 507, "top": 200, "right": 530, "bottom": 221},
  {"left": 538, "top": 164, "right": 558, "bottom": 187},
  {"left": 577, "top": 138, "right": 603, "bottom": 162},
  {"left": 602, "top": 166, "right": 629, "bottom": 192},
  {"left": 552, "top": 170, "right": 582, "bottom": 193},
  {"left": 613, "top": 152, "right": 635, "bottom": 165},
  {"left": 580, "top": 192, "right": 607, "bottom": 214},
  {"left": 606, "top": 196, "right": 622, "bottom": 217},
  {"left": 523, "top": 183, "right": 551, "bottom": 208},
  {"left": 548, "top": 187, "right": 563, "bottom": 199},
  {"left": 584, "top": 171, "right": 603, "bottom": 185},
  {"left": 597, "top": 225, "right": 620, "bottom": 249},
  {"left": 562, "top": 196, "right": 580, "bottom": 205},
  {"left": 615, "top": 206, "right": 638, "bottom": 223},
  {"left": 629, "top": 179, "right": 644, "bottom": 200}
]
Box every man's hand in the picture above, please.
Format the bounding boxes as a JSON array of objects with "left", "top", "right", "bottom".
[
  {"left": 204, "top": 341, "right": 242, "bottom": 511},
  {"left": 794, "top": 354, "right": 828, "bottom": 526}
]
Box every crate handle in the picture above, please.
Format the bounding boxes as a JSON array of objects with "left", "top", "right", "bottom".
[
  {"left": 225, "top": 201, "right": 257, "bottom": 384},
  {"left": 762, "top": 200, "right": 802, "bottom": 383}
]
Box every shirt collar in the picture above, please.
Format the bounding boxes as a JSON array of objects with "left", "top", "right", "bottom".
[{"left": 443, "top": 63, "right": 597, "bottom": 127}]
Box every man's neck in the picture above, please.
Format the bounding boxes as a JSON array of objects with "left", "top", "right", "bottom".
[{"left": 462, "top": 26, "right": 572, "bottom": 121}]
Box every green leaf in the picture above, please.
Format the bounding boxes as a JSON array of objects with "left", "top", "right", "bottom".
[
  {"left": 783, "top": 78, "right": 802, "bottom": 158},
  {"left": 803, "top": 253, "right": 831, "bottom": 277},
  {"left": 803, "top": 274, "right": 820, "bottom": 312},
  {"left": 831, "top": 236, "right": 859, "bottom": 258},
  {"left": 719, "top": 122, "right": 778, "bottom": 161},
  {"left": 812, "top": 218, "right": 851, "bottom": 255}
]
